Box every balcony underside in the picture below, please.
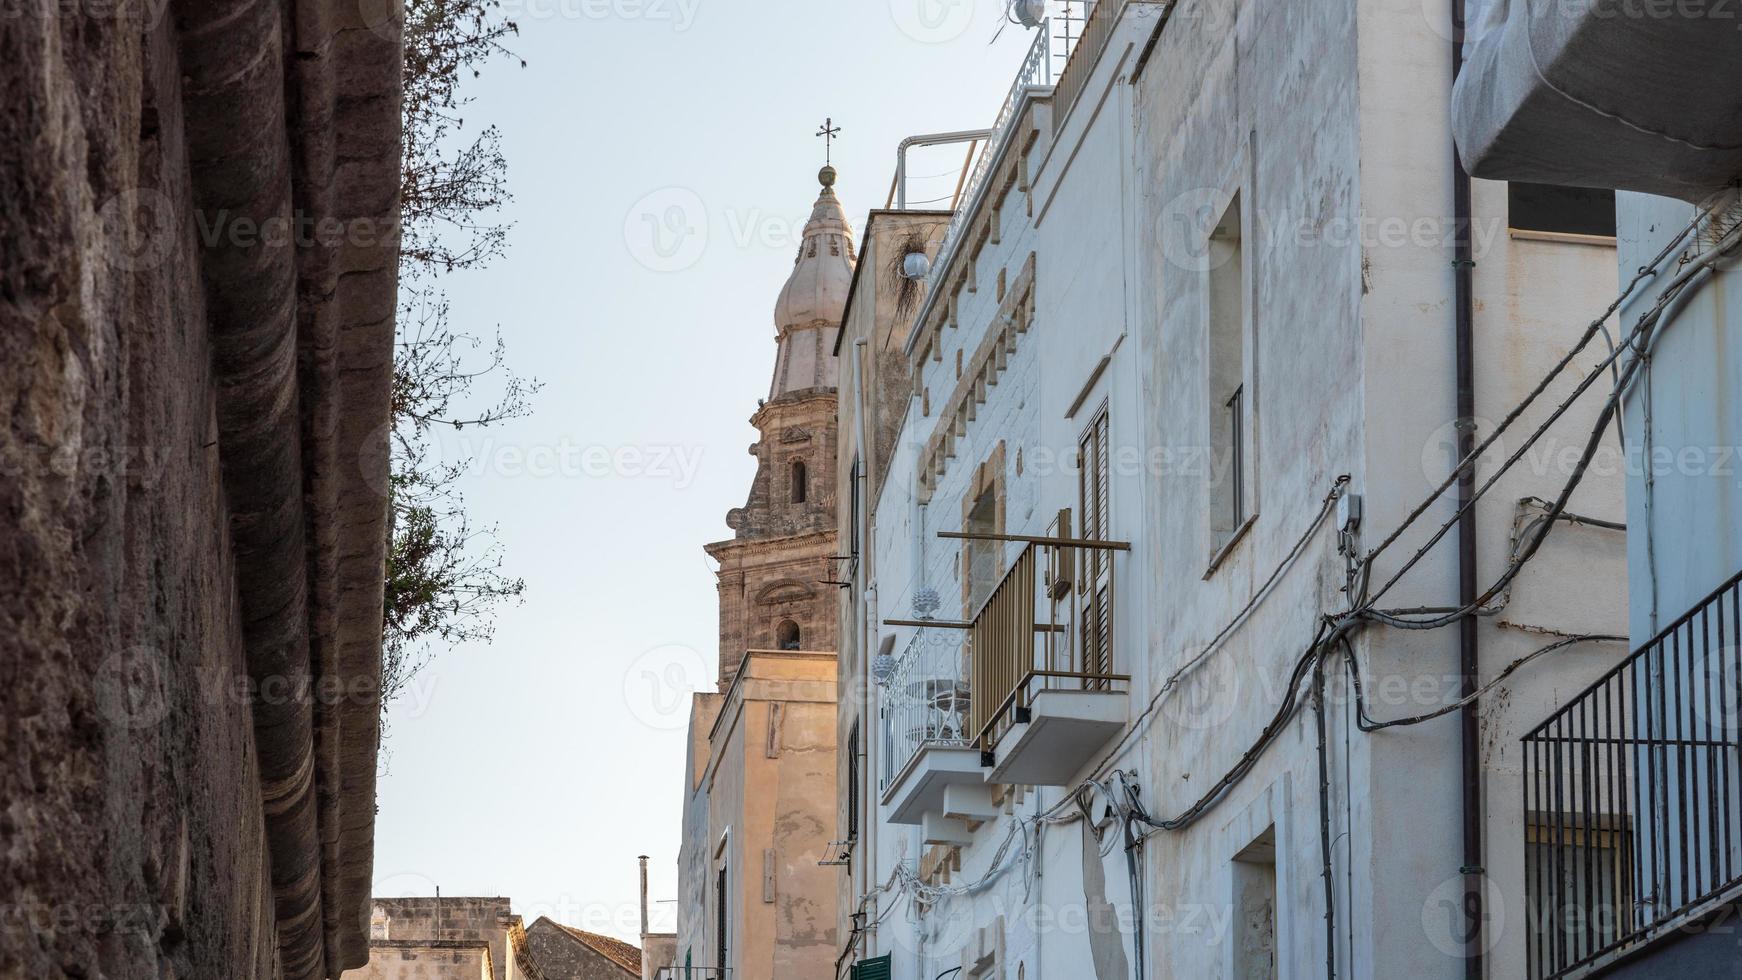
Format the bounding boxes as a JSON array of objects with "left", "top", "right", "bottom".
[
  {"left": 1452, "top": 5, "right": 1742, "bottom": 201},
  {"left": 882, "top": 743, "right": 986, "bottom": 826},
  {"left": 986, "top": 689, "right": 1128, "bottom": 786}
]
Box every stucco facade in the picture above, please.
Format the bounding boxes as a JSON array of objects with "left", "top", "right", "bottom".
[{"left": 833, "top": 1, "right": 1638, "bottom": 977}]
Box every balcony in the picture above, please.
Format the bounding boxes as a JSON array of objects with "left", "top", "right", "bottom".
[
  {"left": 653, "top": 970, "right": 729, "bottom": 979},
  {"left": 879, "top": 631, "right": 984, "bottom": 827},
  {"left": 961, "top": 533, "right": 1130, "bottom": 786},
  {"left": 1522, "top": 569, "right": 1742, "bottom": 978}
]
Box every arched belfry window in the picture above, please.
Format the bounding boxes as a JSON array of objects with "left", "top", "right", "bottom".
[
  {"left": 776, "top": 620, "right": 801, "bottom": 651},
  {"left": 791, "top": 460, "right": 808, "bottom": 504}
]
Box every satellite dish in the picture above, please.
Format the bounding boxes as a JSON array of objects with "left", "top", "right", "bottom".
[
  {"left": 1012, "top": 0, "right": 1045, "bottom": 28},
  {"left": 901, "top": 251, "right": 932, "bottom": 279}
]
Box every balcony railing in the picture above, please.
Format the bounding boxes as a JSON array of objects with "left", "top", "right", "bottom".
[
  {"left": 880, "top": 630, "right": 974, "bottom": 793},
  {"left": 1522, "top": 568, "right": 1742, "bottom": 978},
  {"left": 653, "top": 969, "right": 729, "bottom": 979},
  {"left": 961, "top": 534, "right": 1129, "bottom": 753},
  {"left": 926, "top": 6, "right": 1080, "bottom": 289}
]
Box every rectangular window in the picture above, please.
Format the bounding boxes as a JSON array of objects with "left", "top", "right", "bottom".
[
  {"left": 1509, "top": 182, "right": 1617, "bottom": 239},
  {"left": 1078, "top": 407, "right": 1113, "bottom": 681},
  {"left": 1209, "top": 192, "right": 1248, "bottom": 551},
  {"left": 715, "top": 866, "right": 728, "bottom": 972},
  {"left": 849, "top": 457, "right": 861, "bottom": 557},
  {"left": 1231, "top": 826, "right": 1278, "bottom": 980},
  {"left": 846, "top": 722, "right": 860, "bottom": 841},
  {"left": 964, "top": 485, "right": 1000, "bottom": 613},
  {"left": 1524, "top": 820, "right": 1631, "bottom": 970}
]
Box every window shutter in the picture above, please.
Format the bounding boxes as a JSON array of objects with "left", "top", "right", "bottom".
[
  {"left": 851, "top": 954, "right": 892, "bottom": 980},
  {"left": 1078, "top": 408, "right": 1113, "bottom": 681}
]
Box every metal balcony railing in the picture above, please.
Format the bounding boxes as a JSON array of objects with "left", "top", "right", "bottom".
[
  {"left": 957, "top": 533, "right": 1130, "bottom": 752},
  {"left": 1522, "top": 568, "right": 1742, "bottom": 978},
  {"left": 926, "top": 6, "right": 1081, "bottom": 289},
  {"left": 653, "top": 969, "right": 729, "bottom": 979},
  {"left": 880, "top": 631, "right": 974, "bottom": 792}
]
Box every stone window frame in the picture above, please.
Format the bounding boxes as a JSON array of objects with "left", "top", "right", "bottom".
[{"left": 960, "top": 441, "right": 1008, "bottom": 618}]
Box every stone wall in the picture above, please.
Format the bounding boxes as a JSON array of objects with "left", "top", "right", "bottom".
[
  {"left": 0, "top": 0, "right": 402, "bottom": 974},
  {"left": 345, "top": 942, "right": 495, "bottom": 980}
]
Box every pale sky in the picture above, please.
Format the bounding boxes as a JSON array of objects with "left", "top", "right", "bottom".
[{"left": 373, "top": 0, "right": 1048, "bottom": 946}]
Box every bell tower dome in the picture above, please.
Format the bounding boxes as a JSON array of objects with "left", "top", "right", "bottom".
[{"left": 768, "top": 166, "right": 856, "bottom": 398}]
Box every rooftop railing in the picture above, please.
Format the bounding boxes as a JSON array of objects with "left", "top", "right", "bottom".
[
  {"left": 1522, "top": 568, "right": 1742, "bottom": 978},
  {"left": 925, "top": 6, "right": 1082, "bottom": 288}
]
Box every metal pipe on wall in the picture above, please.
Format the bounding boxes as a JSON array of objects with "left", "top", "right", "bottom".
[{"left": 1451, "top": 0, "right": 1486, "bottom": 974}]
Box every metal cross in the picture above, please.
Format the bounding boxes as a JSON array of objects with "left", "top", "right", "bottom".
[{"left": 815, "top": 117, "right": 841, "bottom": 165}]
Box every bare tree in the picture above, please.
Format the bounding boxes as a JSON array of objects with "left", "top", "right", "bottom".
[{"left": 384, "top": 0, "right": 532, "bottom": 714}]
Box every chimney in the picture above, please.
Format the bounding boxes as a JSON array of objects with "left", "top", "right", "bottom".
[{"left": 638, "top": 855, "right": 650, "bottom": 938}]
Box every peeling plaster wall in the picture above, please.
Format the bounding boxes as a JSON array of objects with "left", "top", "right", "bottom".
[{"left": 845, "top": 0, "right": 1627, "bottom": 977}]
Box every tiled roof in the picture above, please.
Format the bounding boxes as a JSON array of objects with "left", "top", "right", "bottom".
[{"left": 549, "top": 920, "right": 641, "bottom": 976}]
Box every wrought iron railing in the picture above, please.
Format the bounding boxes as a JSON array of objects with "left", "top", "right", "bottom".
[
  {"left": 1522, "top": 568, "right": 1742, "bottom": 978},
  {"left": 927, "top": 6, "right": 1080, "bottom": 290},
  {"left": 880, "top": 630, "right": 974, "bottom": 791},
  {"left": 965, "top": 535, "right": 1128, "bottom": 752},
  {"left": 1051, "top": 0, "right": 1118, "bottom": 133},
  {"left": 653, "top": 968, "right": 729, "bottom": 979}
]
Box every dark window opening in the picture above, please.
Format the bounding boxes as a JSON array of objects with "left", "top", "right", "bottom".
[
  {"left": 716, "top": 866, "right": 728, "bottom": 971},
  {"left": 1509, "top": 182, "right": 1617, "bottom": 238},
  {"left": 847, "top": 722, "right": 861, "bottom": 841},
  {"left": 791, "top": 460, "right": 808, "bottom": 504},
  {"left": 776, "top": 619, "right": 801, "bottom": 651}
]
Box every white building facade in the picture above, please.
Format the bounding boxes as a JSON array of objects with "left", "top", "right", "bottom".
[
  {"left": 1453, "top": 5, "right": 1742, "bottom": 976},
  {"left": 832, "top": 1, "right": 1653, "bottom": 977}
]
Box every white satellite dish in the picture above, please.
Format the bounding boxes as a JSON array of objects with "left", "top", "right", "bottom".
[
  {"left": 1012, "top": 0, "right": 1046, "bottom": 28},
  {"left": 901, "top": 251, "right": 932, "bottom": 280}
]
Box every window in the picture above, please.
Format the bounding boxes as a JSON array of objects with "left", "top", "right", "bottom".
[
  {"left": 776, "top": 620, "right": 801, "bottom": 651},
  {"left": 791, "top": 459, "right": 808, "bottom": 504},
  {"left": 962, "top": 446, "right": 1006, "bottom": 616},
  {"left": 849, "top": 456, "right": 861, "bottom": 557},
  {"left": 846, "top": 722, "right": 860, "bottom": 842},
  {"left": 1208, "top": 192, "right": 1248, "bottom": 552},
  {"left": 964, "top": 485, "right": 1000, "bottom": 614},
  {"left": 1078, "top": 407, "right": 1113, "bottom": 681},
  {"left": 716, "top": 866, "right": 729, "bottom": 972},
  {"left": 1524, "top": 820, "right": 1631, "bottom": 967},
  {"left": 1509, "top": 182, "right": 1617, "bottom": 239},
  {"left": 1231, "top": 826, "right": 1278, "bottom": 980}
]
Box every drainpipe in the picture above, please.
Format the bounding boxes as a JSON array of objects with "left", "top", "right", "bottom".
[
  {"left": 853, "top": 338, "right": 878, "bottom": 958},
  {"left": 1450, "top": 0, "right": 1484, "bottom": 975},
  {"left": 639, "top": 855, "right": 651, "bottom": 940}
]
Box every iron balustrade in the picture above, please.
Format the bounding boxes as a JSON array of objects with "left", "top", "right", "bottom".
[
  {"left": 880, "top": 630, "right": 975, "bottom": 792},
  {"left": 926, "top": 9, "right": 1077, "bottom": 290},
  {"left": 1522, "top": 568, "right": 1742, "bottom": 978},
  {"left": 966, "top": 536, "right": 1129, "bottom": 753},
  {"left": 653, "top": 969, "right": 729, "bottom": 979}
]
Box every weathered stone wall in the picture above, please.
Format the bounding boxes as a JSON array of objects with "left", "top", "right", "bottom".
[
  {"left": 367, "top": 898, "right": 515, "bottom": 979},
  {"left": 344, "top": 942, "right": 494, "bottom": 980},
  {"left": 0, "top": 0, "right": 401, "bottom": 973}
]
